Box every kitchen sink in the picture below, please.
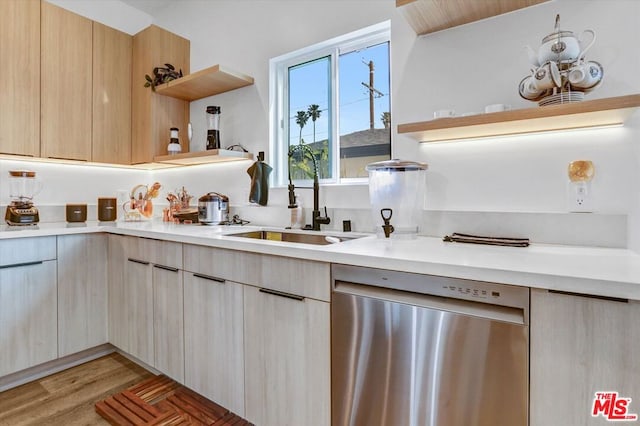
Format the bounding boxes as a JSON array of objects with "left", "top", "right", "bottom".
[{"left": 226, "top": 230, "right": 360, "bottom": 245}]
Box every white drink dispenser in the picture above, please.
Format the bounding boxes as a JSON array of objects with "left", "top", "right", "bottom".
[{"left": 366, "top": 159, "right": 427, "bottom": 239}]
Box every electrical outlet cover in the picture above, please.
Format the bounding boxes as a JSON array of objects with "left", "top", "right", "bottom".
[{"left": 567, "top": 181, "right": 593, "bottom": 213}]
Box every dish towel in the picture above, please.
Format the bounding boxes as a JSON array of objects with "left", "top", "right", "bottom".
[
  {"left": 247, "top": 156, "right": 272, "bottom": 206},
  {"left": 443, "top": 233, "right": 530, "bottom": 247}
]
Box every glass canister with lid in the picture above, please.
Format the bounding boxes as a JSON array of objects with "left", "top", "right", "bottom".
[{"left": 366, "top": 159, "right": 428, "bottom": 239}]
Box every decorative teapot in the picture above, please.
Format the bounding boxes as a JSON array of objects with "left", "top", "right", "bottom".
[{"left": 525, "top": 14, "right": 596, "bottom": 67}]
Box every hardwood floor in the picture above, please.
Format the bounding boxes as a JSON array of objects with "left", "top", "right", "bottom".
[{"left": 0, "top": 353, "right": 153, "bottom": 425}]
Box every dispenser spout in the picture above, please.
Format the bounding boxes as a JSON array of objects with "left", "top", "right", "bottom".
[{"left": 380, "top": 208, "right": 394, "bottom": 238}]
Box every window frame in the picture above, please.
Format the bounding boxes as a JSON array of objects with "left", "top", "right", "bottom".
[{"left": 269, "top": 21, "right": 391, "bottom": 188}]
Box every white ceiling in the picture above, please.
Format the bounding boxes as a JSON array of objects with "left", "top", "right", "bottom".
[{"left": 119, "top": 0, "right": 174, "bottom": 16}]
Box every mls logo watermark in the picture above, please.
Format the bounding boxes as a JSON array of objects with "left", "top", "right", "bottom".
[{"left": 592, "top": 392, "right": 638, "bottom": 421}]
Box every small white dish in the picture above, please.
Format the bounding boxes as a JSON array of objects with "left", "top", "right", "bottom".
[
  {"left": 484, "top": 104, "right": 511, "bottom": 113},
  {"left": 433, "top": 109, "right": 456, "bottom": 119}
]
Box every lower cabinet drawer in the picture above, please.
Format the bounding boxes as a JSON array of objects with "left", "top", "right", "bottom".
[
  {"left": 0, "top": 236, "right": 57, "bottom": 267},
  {"left": 183, "top": 244, "right": 330, "bottom": 301},
  {"left": 0, "top": 260, "right": 58, "bottom": 376}
]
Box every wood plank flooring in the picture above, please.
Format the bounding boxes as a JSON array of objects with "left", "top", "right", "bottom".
[{"left": 0, "top": 353, "right": 153, "bottom": 426}]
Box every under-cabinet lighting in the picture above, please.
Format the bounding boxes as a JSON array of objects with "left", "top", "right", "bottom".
[
  {"left": 398, "top": 94, "right": 640, "bottom": 144},
  {"left": 0, "top": 150, "right": 253, "bottom": 170},
  {"left": 0, "top": 155, "right": 182, "bottom": 170},
  {"left": 418, "top": 123, "right": 624, "bottom": 144}
]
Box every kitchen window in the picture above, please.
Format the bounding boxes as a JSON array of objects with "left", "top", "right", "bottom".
[{"left": 269, "top": 21, "right": 391, "bottom": 187}]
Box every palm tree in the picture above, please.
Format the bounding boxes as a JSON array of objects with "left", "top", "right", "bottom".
[
  {"left": 295, "top": 110, "right": 309, "bottom": 144},
  {"left": 307, "top": 104, "right": 322, "bottom": 143},
  {"left": 381, "top": 111, "right": 391, "bottom": 129}
]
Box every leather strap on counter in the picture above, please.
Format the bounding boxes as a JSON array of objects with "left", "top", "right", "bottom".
[{"left": 443, "top": 233, "right": 530, "bottom": 247}]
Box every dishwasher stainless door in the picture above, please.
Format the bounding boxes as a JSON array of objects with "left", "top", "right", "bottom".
[{"left": 332, "top": 268, "right": 529, "bottom": 426}]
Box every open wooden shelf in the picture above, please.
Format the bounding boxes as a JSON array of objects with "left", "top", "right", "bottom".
[
  {"left": 398, "top": 94, "right": 640, "bottom": 142},
  {"left": 397, "top": 0, "right": 550, "bottom": 35},
  {"left": 153, "top": 149, "right": 253, "bottom": 165},
  {"left": 155, "top": 64, "right": 254, "bottom": 101}
]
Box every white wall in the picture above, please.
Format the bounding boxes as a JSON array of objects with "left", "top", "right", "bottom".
[
  {"left": 150, "top": 0, "right": 640, "bottom": 247},
  {"left": 8, "top": 0, "right": 640, "bottom": 249},
  {"left": 392, "top": 0, "right": 640, "bottom": 248},
  {"left": 150, "top": 0, "right": 394, "bottom": 214},
  {"left": 394, "top": 0, "right": 640, "bottom": 209},
  {"left": 0, "top": 159, "right": 147, "bottom": 222}
]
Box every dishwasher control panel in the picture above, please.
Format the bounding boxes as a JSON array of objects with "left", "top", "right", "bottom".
[
  {"left": 442, "top": 284, "right": 501, "bottom": 301},
  {"left": 332, "top": 264, "right": 529, "bottom": 311}
]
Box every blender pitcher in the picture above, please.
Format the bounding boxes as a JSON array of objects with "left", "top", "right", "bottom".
[
  {"left": 8, "top": 170, "right": 42, "bottom": 202},
  {"left": 5, "top": 170, "right": 42, "bottom": 225},
  {"left": 366, "top": 160, "right": 427, "bottom": 239}
]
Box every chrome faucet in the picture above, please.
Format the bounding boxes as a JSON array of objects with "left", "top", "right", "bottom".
[{"left": 288, "top": 145, "right": 331, "bottom": 231}]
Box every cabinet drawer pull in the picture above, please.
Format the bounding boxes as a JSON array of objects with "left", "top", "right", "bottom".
[
  {"left": 548, "top": 289, "right": 628, "bottom": 303},
  {"left": 127, "top": 258, "right": 150, "bottom": 265},
  {"left": 0, "top": 261, "right": 43, "bottom": 270},
  {"left": 192, "top": 273, "right": 226, "bottom": 283},
  {"left": 259, "top": 288, "right": 305, "bottom": 301},
  {"left": 47, "top": 156, "right": 88, "bottom": 162},
  {"left": 153, "top": 264, "right": 179, "bottom": 272}
]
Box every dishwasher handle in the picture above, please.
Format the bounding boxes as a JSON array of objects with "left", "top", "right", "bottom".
[{"left": 334, "top": 281, "right": 527, "bottom": 325}]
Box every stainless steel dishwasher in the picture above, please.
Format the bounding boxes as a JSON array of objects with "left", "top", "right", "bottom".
[{"left": 331, "top": 264, "right": 529, "bottom": 426}]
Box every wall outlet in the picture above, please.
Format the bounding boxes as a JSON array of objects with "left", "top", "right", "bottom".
[{"left": 567, "top": 181, "right": 593, "bottom": 213}]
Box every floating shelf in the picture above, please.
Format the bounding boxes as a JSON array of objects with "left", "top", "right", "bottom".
[
  {"left": 398, "top": 94, "right": 640, "bottom": 142},
  {"left": 155, "top": 64, "right": 254, "bottom": 101},
  {"left": 153, "top": 149, "right": 253, "bottom": 165},
  {"left": 397, "top": 0, "right": 550, "bottom": 35}
]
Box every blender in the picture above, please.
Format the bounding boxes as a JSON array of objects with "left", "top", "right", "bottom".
[{"left": 5, "top": 170, "right": 41, "bottom": 225}]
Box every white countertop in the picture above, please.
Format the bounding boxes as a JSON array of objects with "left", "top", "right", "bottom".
[{"left": 2, "top": 220, "right": 640, "bottom": 300}]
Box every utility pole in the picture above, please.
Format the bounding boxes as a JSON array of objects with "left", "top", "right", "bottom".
[{"left": 361, "top": 60, "right": 383, "bottom": 130}]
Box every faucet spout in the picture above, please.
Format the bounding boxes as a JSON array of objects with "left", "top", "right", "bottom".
[{"left": 288, "top": 144, "right": 331, "bottom": 231}]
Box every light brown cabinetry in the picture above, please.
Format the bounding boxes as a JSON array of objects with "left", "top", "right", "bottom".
[
  {"left": 244, "top": 285, "right": 330, "bottom": 426},
  {"left": 183, "top": 244, "right": 331, "bottom": 425},
  {"left": 153, "top": 264, "right": 184, "bottom": 382},
  {"left": 57, "top": 234, "right": 108, "bottom": 357},
  {"left": 108, "top": 236, "right": 153, "bottom": 366},
  {"left": 132, "top": 25, "right": 190, "bottom": 163},
  {"left": 0, "top": 0, "right": 40, "bottom": 157},
  {"left": 41, "top": 4, "right": 132, "bottom": 164},
  {"left": 40, "top": 1, "right": 92, "bottom": 161},
  {"left": 0, "top": 237, "right": 58, "bottom": 377},
  {"left": 92, "top": 22, "right": 132, "bottom": 164},
  {"left": 108, "top": 235, "right": 184, "bottom": 380},
  {"left": 530, "top": 289, "right": 640, "bottom": 426},
  {"left": 123, "top": 254, "right": 155, "bottom": 366},
  {"left": 183, "top": 272, "right": 245, "bottom": 415}
]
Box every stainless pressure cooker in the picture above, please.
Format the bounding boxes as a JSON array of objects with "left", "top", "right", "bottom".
[{"left": 198, "top": 192, "right": 229, "bottom": 225}]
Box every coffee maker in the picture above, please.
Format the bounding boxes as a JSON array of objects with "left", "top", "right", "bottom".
[{"left": 5, "top": 170, "right": 41, "bottom": 226}]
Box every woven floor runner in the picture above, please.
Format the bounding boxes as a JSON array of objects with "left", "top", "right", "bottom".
[{"left": 95, "top": 374, "right": 252, "bottom": 425}]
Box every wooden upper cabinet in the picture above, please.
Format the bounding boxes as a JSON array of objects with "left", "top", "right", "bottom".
[
  {"left": 397, "top": 0, "right": 550, "bottom": 35},
  {"left": 41, "top": 1, "right": 92, "bottom": 161},
  {"left": 132, "top": 25, "right": 190, "bottom": 164},
  {"left": 93, "top": 23, "right": 132, "bottom": 164},
  {"left": 0, "top": 0, "right": 40, "bottom": 157}
]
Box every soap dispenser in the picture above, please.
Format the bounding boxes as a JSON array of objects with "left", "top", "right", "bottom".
[{"left": 290, "top": 196, "right": 304, "bottom": 229}]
